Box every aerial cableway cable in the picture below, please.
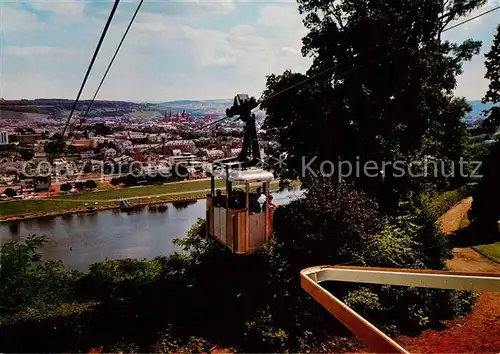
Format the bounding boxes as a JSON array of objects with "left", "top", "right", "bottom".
[
  {"left": 83, "top": 3, "right": 500, "bottom": 152},
  {"left": 72, "top": 0, "right": 145, "bottom": 141},
  {"left": 182, "top": 4, "right": 500, "bottom": 137},
  {"left": 168, "top": 3, "right": 500, "bottom": 136},
  {"left": 60, "top": 0, "right": 121, "bottom": 142}
]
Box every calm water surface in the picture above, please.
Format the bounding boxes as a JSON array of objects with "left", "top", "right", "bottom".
[{"left": 0, "top": 189, "right": 303, "bottom": 270}]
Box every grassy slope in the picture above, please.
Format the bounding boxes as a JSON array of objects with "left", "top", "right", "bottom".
[
  {"left": 473, "top": 242, "right": 500, "bottom": 263},
  {"left": 54, "top": 179, "right": 226, "bottom": 201}
]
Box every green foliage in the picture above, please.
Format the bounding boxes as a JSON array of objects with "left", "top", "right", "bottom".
[
  {"left": 0, "top": 235, "right": 82, "bottom": 312},
  {"left": 1, "top": 0, "right": 489, "bottom": 346},
  {"left": 90, "top": 123, "right": 113, "bottom": 137},
  {"left": 469, "top": 140, "right": 500, "bottom": 233},
  {"left": 3, "top": 188, "right": 16, "bottom": 197},
  {"left": 173, "top": 218, "right": 222, "bottom": 262},
  {"left": 44, "top": 140, "right": 65, "bottom": 161},
  {"left": 152, "top": 329, "right": 213, "bottom": 353},
  {"left": 240, "top": 180, "right": 470, "bottom": 349},
  {"left": 87, "top": 258, "right": 163, "bottom": 284},
  {"left": 482, "top": 24, "right": 500, "bottom": 124},
  {"left": 467, "top": 141, "right": 494, "bottom": 164},
  {"left": 426, "top": 186, "right": 469, "bottom": 220},
  {"left": 60, "top": 183, "right": 72, "bottom": 192},
  {"left": 85, "top": 180, "right": 97, "bottom": 189},
  {"left": 16, "top": 146, "right": 34, "bottom": 161},
  {"left": 123, "top": 174, "right": 139, "bottom": 186},
  {"left": 343, "top": 287, "right": 382, "bottom": 314},
  {"left": 470, "top": 25, "right": 500, "bottom": 235},
  {"left": 171, "top": 163, "right": 189, "bottom": 179},
  {"left": 75, "top": 182, "right": 86, "bottom": 190},
  {"left": 261, "top": 0, "right": 484, "bottom": 214}
]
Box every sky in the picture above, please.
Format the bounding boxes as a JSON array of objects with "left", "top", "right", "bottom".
[{"left": 0, "top": 0, "right": 499, "bottom": 102}]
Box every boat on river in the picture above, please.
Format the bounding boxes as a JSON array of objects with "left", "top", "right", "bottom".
[{"left": 119, "top": 199, "right": 138, "bottom": 211}]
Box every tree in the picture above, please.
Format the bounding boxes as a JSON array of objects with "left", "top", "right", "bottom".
[
  {"left": 261, "top": 0, "right": 484, "bottom": 214},
  {"left": 67, "top": 145, "right": 78, "bottom": 155},
  {"left": 4, "top": 188, "right": 16, "bottom": 198},
  {"left": 481, "top": 24, "right": 500, "bottom": 126},
  {"left": 91, "top": 123, "right": 112, "bottom": 136},
  {"left": 174, "top": 180, "right": 472, "bottom": 351},
  {"left": 469, "top": 140, "right": 500, "bottom": 235},
  {"left": 17, "top": 147, "right": 34, "bottom": 161},
  {"left": 110, "top": 177, "right": 121, "bottom": 186},
  {"left": 85, "top": 180, "right": 97, "bottom": 189},
  {"left": 469, "top": 25, "right": 500, "bottom": 236},
  {"left": 171, "top": 163, "right": 188, "bottom": 179},
  {"left": 60, "top": 183, "right": 72, "bottom": 192},
  {"left": 75, "top": 182, "right": 86, "bottom": 190},
  {"left": 123, "top": 174, "right": 139, "bottom": 186},
  {"left": 44, "top": 140, "right": 64, "bottom": 161}
]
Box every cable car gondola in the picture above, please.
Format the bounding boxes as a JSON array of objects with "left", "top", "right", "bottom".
[{"left": 205, "top": 94, "right": 274, "bottom": 254}]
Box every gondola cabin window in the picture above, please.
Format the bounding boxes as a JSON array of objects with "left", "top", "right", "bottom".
[{"left": 206, "top": 167, "right": 274, "bottom": 254}]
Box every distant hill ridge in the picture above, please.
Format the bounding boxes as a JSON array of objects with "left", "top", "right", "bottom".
[
  {"left": 468, "top": 100, "right": 496, "bottom": 117},
  {"left": 158, "top": 99, "right": 232, "bottom": 106}
]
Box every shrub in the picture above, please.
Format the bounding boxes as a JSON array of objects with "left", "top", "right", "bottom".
[
  {"left": 426, "top": 186, "right": 468, "bottom": 220},
  {"left": 60, "top": 183, "right": 72, "bottom": 192},
  {"left": 110, "top": 177, "right": 120, "bottom": 186},
  {"left": 85, "top": 180, "right": 97, "bottom": 189},
  {"left": 469, "top": 140, "right": 500, "bottom": 234},
  {"left": 0, "top": 235, "right": 82, "bottom": 311},
  {"left": 4, "top": 188, "right": 16, "bottom": 197},
  {"left": 123, "top": 174, "right": 139, "bottom": 186},
  {"left": 240, "top": 180, "right": 472, "bottom": 350},
  {"left": 0, "top": 183, "right": 477, "bottom": 353},
  {"left": 171, "top": 163, "right": 188, "bottom": 179}
]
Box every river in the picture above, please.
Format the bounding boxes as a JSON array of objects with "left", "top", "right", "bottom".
[{"left": 0, "top": 189, "right": 303, "bottom": 271}]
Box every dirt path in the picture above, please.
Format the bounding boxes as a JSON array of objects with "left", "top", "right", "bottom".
[
  {"left": 437, "top": 197, "right": 472, "bottom": 235},
  {"left": 396, "top": 198, "right": 500, "bottom": 353}
]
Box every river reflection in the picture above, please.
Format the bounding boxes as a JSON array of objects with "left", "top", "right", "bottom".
[{"left": 0, "top": 189, "right": 303, "bottom": 271}]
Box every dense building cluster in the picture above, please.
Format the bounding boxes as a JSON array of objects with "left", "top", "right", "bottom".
[{"left": 0, "top": 100, "right": 269, "bottom": 199}]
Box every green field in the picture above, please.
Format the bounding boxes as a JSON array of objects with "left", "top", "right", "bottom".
[
  {"left": 0, "top": 179, "right": 297, "bottom": 220},
  {"left": 0, "top": 199, "right": 95, "bottom": 219},
  {"left": 473, "top": 242, "right": 500, "bottom": 263},
  {"left": 55, "top": 179, "right": 227, "bottom": 201}
]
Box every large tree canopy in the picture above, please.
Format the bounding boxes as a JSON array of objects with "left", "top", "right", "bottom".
[
  {"left": 482, "top": 24, "right": 500, "bottom": 125},
  {"left": 469, "top": 24, "right": 500, "bottom": 235},
  {"left": 262, "top": 0, "right": 484, "bottom": 213}
]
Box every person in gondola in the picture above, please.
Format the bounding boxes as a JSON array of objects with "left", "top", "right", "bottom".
[
  {"left": 262, "top": 194, "right": 276, "bottom": 212},
  {"left": 213, "top": 189, "right": 226, "bottom": 207}
]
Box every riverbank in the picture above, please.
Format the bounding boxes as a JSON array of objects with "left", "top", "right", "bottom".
[
  {"left": 0, "top": 193, "right": 205, "bottom": 223},
  {"left": 0, "top": 180, "right": 299, "bottom": 222}
]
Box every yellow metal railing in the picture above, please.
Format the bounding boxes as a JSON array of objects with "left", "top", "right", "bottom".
[{"left": 300, "top": 265, "right": 500, "bottom": 353}]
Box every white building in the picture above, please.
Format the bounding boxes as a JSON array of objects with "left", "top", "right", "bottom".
[{"left": 0, "top": 131, "right": 9, "bottom": 145}]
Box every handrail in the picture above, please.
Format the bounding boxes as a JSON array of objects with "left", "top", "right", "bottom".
[{"left": 300, "top": 265, "right": 500, "bottom": 353}]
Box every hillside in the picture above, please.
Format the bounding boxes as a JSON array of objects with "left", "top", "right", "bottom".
[{"left": 465, "top": 100, "right": 497, "bottom": 126}]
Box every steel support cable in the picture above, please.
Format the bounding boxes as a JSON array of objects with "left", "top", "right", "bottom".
[
  {"left": 69, "top": 0, "right": 145, "bottom": 144},
  {"left": 61, "top": 0, "right": 121, "bottom": 142}
]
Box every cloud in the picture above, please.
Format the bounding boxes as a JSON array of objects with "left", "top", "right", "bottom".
[
  {"left": 0, "top": 3, "right": 47, "bottom": 34},
  {"left": 25, "top": 0, "right": 86, "bottom": 19},
  {"left": 443, "top": 0, "right": 500, "bottom": 99},
  {"left": 3, "top": 46, "right": 65, "bottom": 56},
  {"left": 0, "top": 0, "right": 497, "bottom": 101}
]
